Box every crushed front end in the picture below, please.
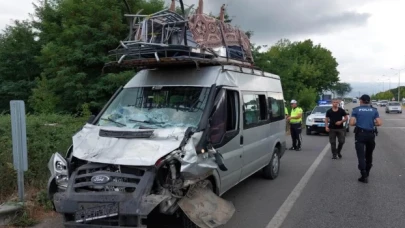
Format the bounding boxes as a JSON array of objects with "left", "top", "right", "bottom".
[
  {"left": 47, "top": 126, "right": 235, "bottom": 228},
  {"left": 51, "top": 161, "right": 158, "bottom": 227}
]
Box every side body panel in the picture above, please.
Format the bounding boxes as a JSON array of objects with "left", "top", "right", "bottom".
[{"left": 214, "top": 67, "right": 286, "bottom": 195}]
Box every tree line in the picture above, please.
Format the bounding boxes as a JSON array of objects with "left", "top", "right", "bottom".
[
  {"left": 371, "top": 86, "right": 405, "bottom": 101},
  {"left": 0, "top": 0, "right": 348, "bottom": 114}
]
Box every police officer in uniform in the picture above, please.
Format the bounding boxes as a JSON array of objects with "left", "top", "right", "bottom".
[
  {"left": 287, "top": 100, "right": 303, "bottom": 151},
  {"left": 350, "top": 94, "right": 382, "bottom": 183}
]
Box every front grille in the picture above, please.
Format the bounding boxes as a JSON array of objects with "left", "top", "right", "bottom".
[
  {"left": 73, "top": 163, "right": 146, "bottom": 193},
  {"left": 314, "top": 118, "right": 324, "bottom": 122}
]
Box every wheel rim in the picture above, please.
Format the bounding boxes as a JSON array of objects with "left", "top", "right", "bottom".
[{"left": 272, "top": 153, "right": 279, "bottom": 174}]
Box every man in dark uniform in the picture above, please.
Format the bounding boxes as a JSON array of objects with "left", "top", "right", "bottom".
[{"left": 350, "top": 94, "right": 382, "bottom": 183}]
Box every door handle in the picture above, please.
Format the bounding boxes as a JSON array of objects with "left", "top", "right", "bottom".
[{"left": 240, "top": 135, "right": 244, "bottom": 145}]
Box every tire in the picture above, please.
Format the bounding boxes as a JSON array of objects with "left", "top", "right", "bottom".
[
  {"left": 262, "top": 148, "right": 280, "bottom": 180},
  {"left": 306, "top": 129, "right": 311, "bottom": 135},
  {"left": 180, "top": 181, "right": 214, "bottom": 228}
]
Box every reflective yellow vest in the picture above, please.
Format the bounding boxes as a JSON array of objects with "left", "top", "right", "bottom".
[
  {"left": 290, "top": 107, "right": 303, "bottom": 123},
  {"left": 285, "top": 107, "right": 288, "bottom": 115}
]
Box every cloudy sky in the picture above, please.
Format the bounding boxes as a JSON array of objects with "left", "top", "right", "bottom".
[{"left": 1, "top": 0, "right": 405, "bottom": 95}]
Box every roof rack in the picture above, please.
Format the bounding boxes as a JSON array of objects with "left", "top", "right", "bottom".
[{"left": 105, "top": 0, "right": 255, "bottom": 70}]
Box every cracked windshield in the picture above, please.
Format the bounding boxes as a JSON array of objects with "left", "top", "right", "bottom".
[
  {"left": 98, "top": 87, "right": 210, "bottom": 129},
  {"left": 1, "top": 0, "right": 405, "bottom": 228}
]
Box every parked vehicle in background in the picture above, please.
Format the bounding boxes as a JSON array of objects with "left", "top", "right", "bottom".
[
  {"left": 305, "top": 105, "right": 350, "bottom": 135},
  {"left": 379, "top": 100, "right": 388, "bottom": 107},
  {"left": 386, "top": 102, "right": 402, "bottom": 114},
  {"left": 352, "top": 98, "right": 358, "bottom": 103}
]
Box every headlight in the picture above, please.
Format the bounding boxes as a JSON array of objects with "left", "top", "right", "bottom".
[
  {"left": 307, "top": 117, "right": 313, "bottom": 122},
  {"left": 48, "top": 152, "right": 69, "bottom": 190}
]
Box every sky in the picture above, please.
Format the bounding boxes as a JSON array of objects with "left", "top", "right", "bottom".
[{"left": 1, "top": 0, "right": 405, "bottom": 96}]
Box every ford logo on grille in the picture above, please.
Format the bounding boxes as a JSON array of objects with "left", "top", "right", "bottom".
[{"left": 91, "top": 175, "right": 111, "bottom": 184}]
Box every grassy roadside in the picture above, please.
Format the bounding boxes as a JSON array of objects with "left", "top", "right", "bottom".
[{"left": 0, "top": 114, "right": 88, "bottom": 226}]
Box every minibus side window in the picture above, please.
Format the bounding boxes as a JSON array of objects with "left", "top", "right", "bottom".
[
  {"left": 268, "top": 95, "right": 284, "bottom": 122},
  {"left": 242, "top": 93, "right": 269, "bottom": 129}
]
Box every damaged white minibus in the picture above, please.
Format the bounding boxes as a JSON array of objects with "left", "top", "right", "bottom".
[
  {"left": 47, "top": 65, "right": 286, "bottom": 227},
  {"left": 46, "top": 3, "right": 286, "bottom": 228}
]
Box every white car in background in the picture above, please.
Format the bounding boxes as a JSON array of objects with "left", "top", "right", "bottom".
[
  {"left": 305, "top": 104, "right": 350, "bottom": 135},
  {"left": 385, "top": 101, "right": 402, "bottom": 114}
]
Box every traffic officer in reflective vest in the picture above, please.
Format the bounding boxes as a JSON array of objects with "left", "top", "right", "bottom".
[
  {"left": 287, "top": 100, "right": 303, "bottom": 151},
  {"left": 350, "top": 94, "right": 382, "bottom": 183}
]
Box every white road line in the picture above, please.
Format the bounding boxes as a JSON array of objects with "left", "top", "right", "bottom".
[{"left": 265, "top": 143, "right": 331, "bottom": 228}]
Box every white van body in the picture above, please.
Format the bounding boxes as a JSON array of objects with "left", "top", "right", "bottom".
[{"left": 47, "top": 65, "right": 287, "bottom": 227}]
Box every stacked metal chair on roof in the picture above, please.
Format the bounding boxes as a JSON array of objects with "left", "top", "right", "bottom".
[{"left": 106, "top": 0, "right": 254, "bottom": 69}]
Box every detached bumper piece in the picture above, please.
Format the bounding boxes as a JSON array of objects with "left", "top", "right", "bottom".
[
  {"left": 178, "top": 181, "right": 235, "bottom": 228},
  {"left": 53, "top": 163, "right": 165, "bottom": 227}
]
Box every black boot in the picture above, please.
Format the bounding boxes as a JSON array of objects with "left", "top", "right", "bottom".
[{"left": 358, "top": 170, "right": 368, "bottom": 183}]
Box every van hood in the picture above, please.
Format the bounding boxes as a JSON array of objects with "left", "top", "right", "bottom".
[{"left": 72, "top": 124, "right": 189, "bottom": 166}]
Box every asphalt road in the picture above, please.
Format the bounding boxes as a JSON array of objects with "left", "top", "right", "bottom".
[{"left": 35, "top": 103, "right": 405, "bottom": 228}]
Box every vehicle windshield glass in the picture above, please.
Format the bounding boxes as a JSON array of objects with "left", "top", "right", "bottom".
[
  {"left": 389, "top": 102, "right": 400, "bottom": 106},
  {"left": 96, "top": 86, "right": 211, "bottom": 129},
  {"left": 311, "top": 106, "right": 331, "bottom": 114}
]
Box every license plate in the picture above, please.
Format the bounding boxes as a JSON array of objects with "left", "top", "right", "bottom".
[
  {"left": 75, "top": 203, "right": 119, "bottom": 223},
  {"left": 317, "top": 123, "right": 325, "bottom": 127}
]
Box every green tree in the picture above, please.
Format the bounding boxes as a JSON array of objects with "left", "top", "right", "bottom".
[
  {"left": 297, "top": 87, "right": 318, "bottom": 112},
  {"left": 0, "top": 20, "right": 41, "bottom": 112},
  {"left": 375, "top": 90, "right": 394, "bottom": 100},
  {"left": 332, "top": 82, "right": 352, "bottom": 97},
  {"left": 29, "top": 76, "right": 59, "bottom": 114},
  {"left": 31, "top": 0, "right": 165, "bottom": 113},
  {"left": 255, "top": 39, "right": 339, "bottom": 102}
]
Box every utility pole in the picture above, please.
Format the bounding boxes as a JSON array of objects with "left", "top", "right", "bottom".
[{"left": 391, "top": 68, "right": 404, "bottom": 101}]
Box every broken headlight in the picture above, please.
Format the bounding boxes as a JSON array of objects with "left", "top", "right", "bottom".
[{"left": 48, "top": 152, "right": 69, "bottom": 190}]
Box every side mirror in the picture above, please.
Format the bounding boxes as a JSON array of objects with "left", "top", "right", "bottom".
[
  {"left": 305, "top": 111, "right": 311, "bottom": 116},
  {"left": 87, "top": 115, "right": 96, "bottom": 124},
  {"left": 209, "top": 89, "right": 227, "bottom": 145}
]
